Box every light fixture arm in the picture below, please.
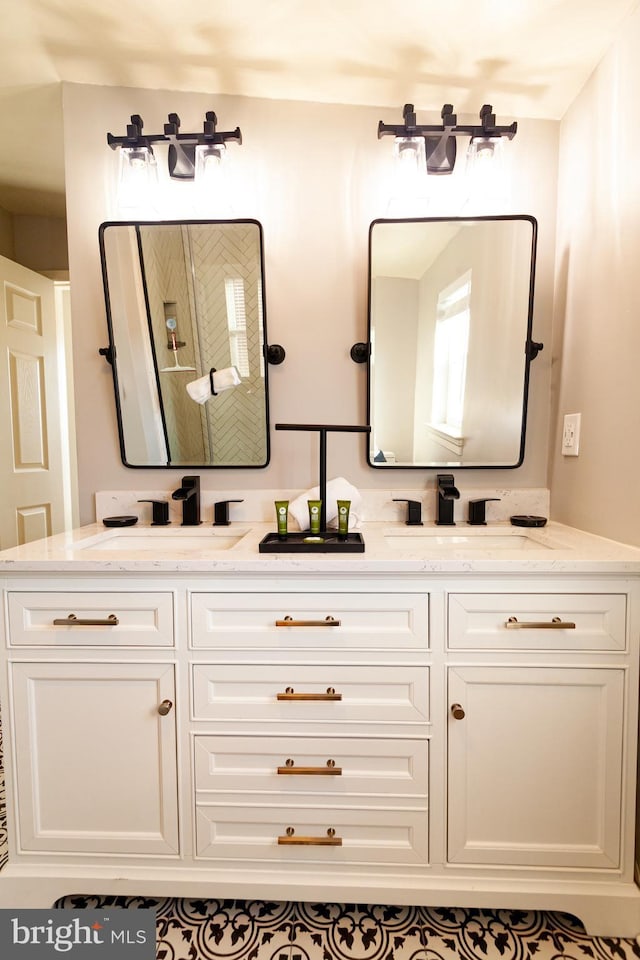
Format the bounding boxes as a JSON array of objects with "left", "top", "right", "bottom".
[
  {"left": 378, "top": 103, "right": 517, "bottom": 175},
  {"left": 107, "top": 112, "right": 242, "bottom": 180}
]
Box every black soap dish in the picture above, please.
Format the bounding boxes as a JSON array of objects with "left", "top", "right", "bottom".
[
  {"left": 102, "top": 515, "right": 138, "bottom": 528},
  {"left": 259, "top": 531, "right": 365, "bottom": 553},
  {"left": 510, "top": 515, "right": 547, "bottom": 528}
]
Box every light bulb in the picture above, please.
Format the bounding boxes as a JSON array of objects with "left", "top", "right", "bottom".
[
  {"left": 195, "top": 143, "right": 226, "bottom": 185},
  {"left": 465, "top": 136, "right": 507, "bottom": 209},
  {"left": 117, "top": 145, "right": 157, "bottom": 210},
  {"left": 392, "top": 137, "right": 428, "bottom": 202}
]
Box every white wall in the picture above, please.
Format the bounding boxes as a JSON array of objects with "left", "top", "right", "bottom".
[
  {"left": 62, "top": 83, "right": 559, "bottom": 523},
  {"left": 551, "top": 4, "right": 640, "bottom": 545}
]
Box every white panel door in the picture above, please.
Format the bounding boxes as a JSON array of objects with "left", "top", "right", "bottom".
[
  {"left": 10, "top": 661, "right": 179, "bottom": 856},
  {"left": 0, "top": 255, "right": 70, "bottom": 548},
  {"left": 447, "top": 665, "right": 624, "bottom": 869}
]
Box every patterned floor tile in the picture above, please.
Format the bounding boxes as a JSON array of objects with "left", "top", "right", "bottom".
[
  {"left": 418, "top": 907, "right": 640, "bottom": 960},
  {"left": 290, "top": 903, "right": 428, "bottom": 960},
  {"left": 158, "top": 900, "right": 297, "bottom": 960},
  {"left": 32, "top": 896, "right": 640, "bottom": 960}
]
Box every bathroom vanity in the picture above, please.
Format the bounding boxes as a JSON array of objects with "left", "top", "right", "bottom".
[{"left": 1, "top": 519, "right": 640, "bottom": 938}]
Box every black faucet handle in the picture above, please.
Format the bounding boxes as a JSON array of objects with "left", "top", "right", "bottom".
[
  {"left": 213, "top": 499, "right": 244, "bottom": 526},
  {"left": 137, "top": 499, "right": 170, "bottom": 526},
  {"left": 468, "top": 498, "right": 501, "bottom": 526},
  {"left": 392, "top": 498, "right": 423, "bottom": 526}
]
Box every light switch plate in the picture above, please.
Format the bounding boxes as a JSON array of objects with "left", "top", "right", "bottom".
[{"left": 562, "top": 413, "right": 581, "bottom": 456}]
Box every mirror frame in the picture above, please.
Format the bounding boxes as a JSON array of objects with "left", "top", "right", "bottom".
[
  {"left": 365, "top": 214, "right": 539, "bottom": 470},
  {"left": 99, "top": 218, "right": 272, "bottom": 469}
]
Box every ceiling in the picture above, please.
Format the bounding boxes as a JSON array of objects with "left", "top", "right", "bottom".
[{"left": 2, "top": 0, "right": 638, "bottom": 217}]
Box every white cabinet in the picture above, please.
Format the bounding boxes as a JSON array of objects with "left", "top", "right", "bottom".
[
  {"left": 447, "top": 665, "right": 624, "bottom": 868},
  {"left": 190, "top": 589, "right": 431, "bottom": 868},
  {"left": 0, "top": 572, "right": 638, "bottom": 937},
  {"left": 10, "top": 660, "right": 179, "bottom": 856},
  {"left": 3, "top": 586, "right": 179, "bottom": 860},
  {"left": 446, "top": 590, "right": 630, "bottom": 873}
]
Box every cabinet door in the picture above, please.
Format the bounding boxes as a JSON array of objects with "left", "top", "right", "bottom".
[
  {"left": 10, "top": 661, "right": 179, "bottom": 856},
  {"left": 447, "top": 666, "right": 624, "bottom": 869}
]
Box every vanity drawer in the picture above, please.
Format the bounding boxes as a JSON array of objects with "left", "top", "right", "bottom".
[
  {"left": 448, "top": 593, "right": 626, "bottom": 651},
  {"left": 195, "top": 803, "right": 428, "bottom": 864},
  {"left": 191, "top": 664, "right": 429, "bottom": 729},
  {"left": 194, "top": 735, "right": 428, "bottom": 799},
  {"left": 190, "top": 592, "right": 428, "bottom": 651},
  {"left": 7, "top": 592, "right": 174, "bottom": 647}
]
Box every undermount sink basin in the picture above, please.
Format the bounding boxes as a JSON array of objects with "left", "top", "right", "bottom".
[
  {"left": 384, "top": 530, "right": 553, "bottom": 551},
  {"left": 79, "top": 528, "right": 249, "bottom": 552}
]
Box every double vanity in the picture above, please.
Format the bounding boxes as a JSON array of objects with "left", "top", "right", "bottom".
[{"left": 1, "top": 513, "right": 640, "bottom": 938}]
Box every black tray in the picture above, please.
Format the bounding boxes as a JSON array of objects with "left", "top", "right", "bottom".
[{"left": 259, "top": 532, "right": 365, "bottom": 553}]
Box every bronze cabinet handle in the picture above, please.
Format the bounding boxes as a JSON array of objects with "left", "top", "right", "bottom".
[
  {"left": 450, "top": 703, "right": 466, "bottom": 720},
  {"left": 276, "top": 686, "right": 342, "bottom": 701},
  {"left": 157, "top": 699, "right": 173, "bottom": 716},
  {"left": 277, "top": 759, "right": 342, "bottom": 776},
  {"left": 505, "top": 616, "right": 576, "bottom": 629},
  {"left": 275, "top": 616, "right": 341, "bottom": 627},
  {"left": 278, "top": 827, "right": 342, "bottom": 846},
  {"left": 52, "top": 613, "right": 119, "bottom": 626}
]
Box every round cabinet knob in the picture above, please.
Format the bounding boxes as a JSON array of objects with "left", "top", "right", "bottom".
[
  {"left": 157, "top": 699, "right": 173, "bottom": 716},
  {"left": 450, "top": 703, "right": 465, "bottom": 720}
]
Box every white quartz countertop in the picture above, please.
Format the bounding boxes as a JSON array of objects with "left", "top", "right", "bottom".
[{"left": 1, "top": 520, "right": 640, "bottom": 574}]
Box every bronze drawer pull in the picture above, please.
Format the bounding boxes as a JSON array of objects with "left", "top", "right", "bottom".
[
  {"left": 157, "top": 700, "right": 173, "bottom": 716},
  {"left": 450, "top": 703, "right": 466, "bottom": 720},
  {"left": 52, "top": 613, "right": 119, "bottom": 627},
  {"left": 276, "top": 616, "right": 341, "bottom": 627},
  {"left": 505, "top": 616, "right": 576, "bottom": 630},
  {"left": 277, "top": 759, "right": 342, "bottom": 776},
  {"left": 278, "top": 826, "right": 342, "bottom": 846},
  {"left": 277, "top": 686, "right": 342, "bottom": 701}
]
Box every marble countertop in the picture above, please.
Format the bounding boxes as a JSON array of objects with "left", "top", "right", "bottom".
[{"left": 1, "top": 520, "right": 640, "bottom": 574}]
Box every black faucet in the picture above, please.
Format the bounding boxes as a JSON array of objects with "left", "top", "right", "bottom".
[
  {"left": 436, "top": 474, "right": 460, "bottom": 526},
  {"left": 171, "top": 475, "right": 201, "bottom": 526}
]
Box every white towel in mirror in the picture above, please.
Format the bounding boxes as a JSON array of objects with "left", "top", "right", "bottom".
[{"left": 186, "top": 367, "right": 241, "bottom": 404}]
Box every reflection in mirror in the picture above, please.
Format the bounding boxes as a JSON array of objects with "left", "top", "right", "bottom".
[
  {"left": 367, "top": 216, "right": 537, "bottom": 468},
  {"left": 100, "top": 220, "right": 270, "bottom": 467}
]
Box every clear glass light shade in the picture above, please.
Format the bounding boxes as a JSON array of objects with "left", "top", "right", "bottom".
[
  {"left": 117, "top": 145, "right": 158, "bottom": 209},
  {"left": 465, "top": 136, "right": 506, "bottom": 199},
  {"left": 392, "top": 137, "right": 428, "bottom": 201},
  {"left": 195, "top": 142, "right": 226, "bottom": 187}
]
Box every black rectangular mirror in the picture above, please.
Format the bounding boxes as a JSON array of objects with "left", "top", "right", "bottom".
[
  {"left": 367, "top": 215, "right": 538, "bottom": 468},
  {"left": 99, "top": 219, "right": 270, "bottom": 468}
]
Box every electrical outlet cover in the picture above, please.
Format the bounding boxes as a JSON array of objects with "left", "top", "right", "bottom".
[{"left": 562, "top": 413, "right": 581, "bottom": 456}]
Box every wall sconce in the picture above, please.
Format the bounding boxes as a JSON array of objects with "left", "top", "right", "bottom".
[
  {"left": 107, "top": 111, "right": 242, "bottom": 193},
  {"left": 378, "top": 103, "right": 516, "bottom": 176}
]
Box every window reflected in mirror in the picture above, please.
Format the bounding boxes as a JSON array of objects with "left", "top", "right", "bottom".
[{"left": 367, "top": 216, "right": 537, "bottom": 468}]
